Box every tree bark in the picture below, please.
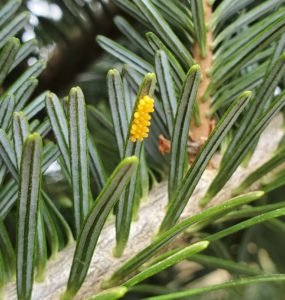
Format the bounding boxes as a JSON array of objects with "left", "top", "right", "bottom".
[{"left": 3, "top": 114, "right": 284, "bottom": 300}]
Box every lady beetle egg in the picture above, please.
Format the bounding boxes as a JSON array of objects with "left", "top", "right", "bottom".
[{"left": 130, "top": 95, "right": 154, "bottom": 142}]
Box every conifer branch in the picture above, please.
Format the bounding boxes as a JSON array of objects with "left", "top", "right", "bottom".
[{"left": 3, "top": 114, "right": 283, "bottom": 300}]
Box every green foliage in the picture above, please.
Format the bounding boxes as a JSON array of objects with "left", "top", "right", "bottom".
[
  {"left": 190, "top": 254, "right": 262, "bottom": 276},
  {"left": 234, "top": 148, "right": 285, "bottom": 194},
  {"left": 162, "top": 91, "right": 251, "bottom": 231},
  {"left": 114, "top": 72, "right": 156, "bottom": 257},
  {"left": 97, "top": 36, "right": 153, "bottom": 76},
  {"left": 134, "top": 0, "right": 194, "bottom": 67},
  {"left": 16, "top": 133, "right": 42, "bottom": 300},
  {"left": 168, "top": 65, "right": 200, "bottom": 201},
  {"left": 107, "top": 69, "right": 129, "bottom": 158},
  {"left": 201, "top": 90, "right": 285, "bottom": 206},
  {"left": 68, "top": 87, "right": 91, "bottom": 236},
  {"left": 124, "top": 241, "right": 209, "bottom": 287},
  {"left": 154, "top": 50, "right": 176, "bottom": 135},
  {"left": 13, "top": 112, "right": 30, "bottom": 169},
  {"left": 1, "top": 0, "right": 285, "bottom": 299},
  {"left": 45, "top": 92, "right": 70, "bottom": 172},
  {"left": 87, "top": 287, "right": 128, "bottom": 300},
  {"left": 220, "top": 53, "right": 285, "bottom": 168},
  {"left": 189, "top": 0, "right": 207, "bottom": 58},
  {"left": 143, "top": 274, "right": 285, "bottom": 299},
  {"left": 105, "top": 192, "right": 263, "bottom": 287},
  {"left": 63, "top": 157, "right": 138, "bottom": 299}
]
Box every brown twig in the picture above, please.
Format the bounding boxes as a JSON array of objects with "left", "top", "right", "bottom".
[
  {"left": 159, "top": 1, "right": 215, "bottom": 160},
  {"left": 190, "top": 0, "right": 214, "bottom": 157}
]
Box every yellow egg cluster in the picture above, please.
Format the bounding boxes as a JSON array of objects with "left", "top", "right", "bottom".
[{"left": 130, "top": 95, "right": 154, "bottom": 142}]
